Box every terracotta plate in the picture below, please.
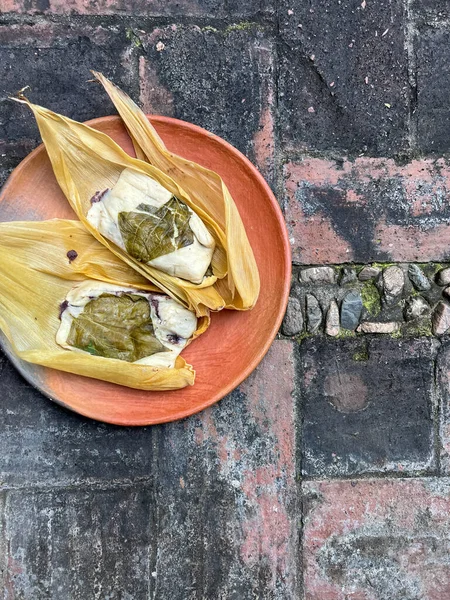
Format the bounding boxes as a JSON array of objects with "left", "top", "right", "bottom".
[{"left": 0, "top": 116, "right": 291, "bottom": 425}]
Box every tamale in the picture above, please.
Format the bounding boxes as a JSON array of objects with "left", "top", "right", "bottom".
[
  {"left": 92, "top": 72, "right": 261, "bottom": 311},
  {"left": 0, "top": 220, "right": 209, "bottom": 390},
  {"left": 58, "top": 281, "right": 198, "bottom": 367},
  {"left": 86, "top": 168, "right": 215, "bottom": 284},
  {"left": 14, "top": 79, "right": 260, "bottom": 316}
]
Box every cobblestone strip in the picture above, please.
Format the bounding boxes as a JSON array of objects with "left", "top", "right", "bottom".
[{"left": 282, "top": 262, "right": 450, "bottom": 339}]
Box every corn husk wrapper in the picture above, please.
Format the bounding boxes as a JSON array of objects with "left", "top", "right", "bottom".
[
  {"left": 18, "top": 88, "right": 259, "bottom": 316},
  {"left": 93, "top": 72, "right": 260, "bottom": 311},
  {"left": 0, "top": 219, "right": 209, "bottom": 390}
]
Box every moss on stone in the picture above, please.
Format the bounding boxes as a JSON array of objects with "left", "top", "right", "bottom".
[
  {"left": 361, "top": 280, "right": 381, "bottom": 316},
  {"left": 371, "top": 261, "right": 395, "bottom": 269},
  {"left": 390, "top": 328, "right": 402, "bottom": 339},
  {"left": 335, "top": 328, "right": 357, "bottom": 339},
  {"left": 224, "top": 22, "right": 257, "bottom": 34},
  {"left": 296, "top": 330, "right": 311, "bottom": 344},
  {"left": 202, "top": 26, "right": 219, "bottom": 33},
  {"left": 433, "top": 263, "right": 446, "bottom": 275},
  {"left": 125, "top": 28, "right": 143, "bottom": 48},
  {"left": 352, "top": 344, "right": 369, "bottom": 361},
  {"left": 403, "top": 319, "right": 433, "bottom": 337}
]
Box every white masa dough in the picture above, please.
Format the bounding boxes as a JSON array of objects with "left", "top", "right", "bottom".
[
  {"left": 87, "top": 168, "right": 215, "bottom": 284},
  {"left": 57, "top": 281, "right": 197, "bottom": 368}
]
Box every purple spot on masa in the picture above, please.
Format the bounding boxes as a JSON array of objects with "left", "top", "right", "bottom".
[
  {"left": 150, "top": 297, "right": 161, "bottom": 320},
  {"left": 90, "top": 189, "right": 109, "bottom": 204},
  {"left": 167, "top": 333, "right": 182, "bottom": 345},
  {"left": 59, "top": 300, "right": 68, "bottom": 319}
]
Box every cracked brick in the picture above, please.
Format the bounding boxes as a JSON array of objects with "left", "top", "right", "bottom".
[
  {"left": 285, "top": 157, "right": 450, "bottom": 264},
  {"left": 303, "top": 478, "right": 450, "bottom": 600},
  {"left": 139, "top": 25, "right": 276, "bottom": 182},
  {"left": 278, "top": 0, "right": 409, "bottom": 156}
]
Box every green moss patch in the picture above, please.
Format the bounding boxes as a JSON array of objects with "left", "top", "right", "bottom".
[{"left": 361, "top": 281, "right": 381, "bottom": 316}]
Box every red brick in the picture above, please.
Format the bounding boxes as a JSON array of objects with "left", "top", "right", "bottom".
[
  {"left": 0, "top": 338, "right": 297, "bottom": 596},
  {"left": 303, "top": 478, "right": 450, "bottom": 600},
  {"left": 436, "top": 341, "right": 450, "bottom": 473},
  {"left": 202, "top": 340, "right": 297, "bottom": 592},
  {"left": 147, "top": 340, "right": 298, "bottom": 597},
  {"left": 0, "top": 0, "right": 271, "bottom": 17},
  {"left": 250, "top": 54, "right": 276, "bottom": 184},
  {"left": 0, "top": 0, "right": 202, "bottom": 15},
  {"left": 139, "top": 55, "right": 175, "bottom": 118},
  {"left": 285, "top": 157, "right": 450, "bottom": 264}
]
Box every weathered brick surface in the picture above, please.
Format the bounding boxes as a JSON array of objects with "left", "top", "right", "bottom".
[
  {"left": 436, "top": 340, "right": 450, "bottom": 473},
  {"left": 303, "top": 478, "right": 450, "bottom": 600},
  {"left": 416, "top": 27, "right": 450, "bottom": 154},
  {"left": 2, "top": 484, "right": 156, "bottom": 598},
  {"left": 412, "top": 1, "right": 450, "bottom": 19},
  {"left": 0, "top": 342, "right": 298, "bottom": 598},
  {"left": 0, "top": 0, "right": 273, "bottom": 17},
  {"left": 139, "top": 25, "right": 276, "bottom": 182},
  {"left": 299, "top": 337, "right": 437, "bottom": 477},
  {"left": 0, "top": 354, "right": 159, "bottom": 487},
  {"left": 147, "top": 341, "right": 298, "bottom": 598},
  {"left": 278, "top": 0, "right": 409, "bottom": 156},
  {"left": 0, "top": 165, "right": 13, "bottom": 188},
  {"left": 0, "top": 23, "right": 136, "bottom": 167},
  {"left": 1, "top": 1, "right": 450, "bottom": 597},
  {"left": 285, "top": 157, "right": 450, "bottom": 264}
]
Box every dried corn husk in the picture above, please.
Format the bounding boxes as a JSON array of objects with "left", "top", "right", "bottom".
[
  {"left": 16, "top": 78, "right": 260, "bottom": 315},
  {"left": 0, "top": 219, "right": 209, "bottom": 390},
  {"left": 93, "top": 72, "right": 260, "bottom": 310}
]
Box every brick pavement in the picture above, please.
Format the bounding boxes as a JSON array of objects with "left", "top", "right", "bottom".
[{"left": 1, "top": 1, "right": 450, "bottom": 598}]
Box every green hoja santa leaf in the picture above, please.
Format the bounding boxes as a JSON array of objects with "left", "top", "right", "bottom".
[
  {"left": 118, "top": 196, "right": 194, "bottom": 263},
  {"left": 135, "top": 203, "right": 157, "bottom": 214},
  {"left": 67, "top": 293, "right": 167, "bottom": 362}
]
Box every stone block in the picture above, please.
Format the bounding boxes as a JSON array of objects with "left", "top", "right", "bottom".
[
  {"left": 2, "top": 484, "right": 156, "bottom": 598},
  {"left": 278, "top": 0, "right": 409, "bottom": 155},
  {"left": 417, "top": 27, "right": 450, "bottom": 153},
  {"left": 299, "top": 337, "right": 437, "bottom": 476},
  {"left": 0, "top": 354, "right": 157, "bottom": 487},
  {"left": 0, "top": 23, "right": 137, "bottom": 150},
  {"left": 148, "top": 341, "right": 298, "bottom": 598},
  {"left": 139, "top": 25, "right": 276, "bottom": 181}
]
